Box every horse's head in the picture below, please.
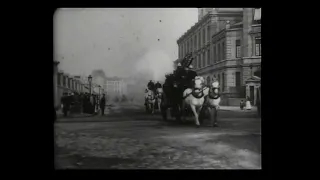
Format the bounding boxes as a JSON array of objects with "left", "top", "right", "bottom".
[
  {"left": 210, "top": 79, "right": 220, "bottom": 93},
  {"left": 156, "top": 88, "right": 163, "bottom": 98},
  {"left": 194, "top": 76, "right": 204, "bottom": 89},
  {"left": 146, "top": 90, "right": 155, "bottom": 100}
]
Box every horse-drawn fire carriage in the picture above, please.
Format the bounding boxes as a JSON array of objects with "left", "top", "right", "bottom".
[{"left": 155, "top": 53, "right": 222, "bottom": 127}]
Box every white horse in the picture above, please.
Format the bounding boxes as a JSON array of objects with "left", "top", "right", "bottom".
[
  {"left": 181, "top": 76, "right": 207, "bottom": 127},
  {"left": 155, "top": 88, "right": 163, "bottom": 113},
  {"left": 203, "top": 79, "right": 221, "bottom": 127},
  {"left": 145, "top": 88, "right": 156, "bottom": 114}
]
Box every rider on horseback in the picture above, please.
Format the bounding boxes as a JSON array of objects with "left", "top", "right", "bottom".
[
  {"left": 145, "top": 80, "right": 156, "bottom": 106},
  {"left": 155, "top": 81, "right": 162, "bottom": 89},
  {"left": 147, "top": 80, "right": 155, "bottom": 91}
]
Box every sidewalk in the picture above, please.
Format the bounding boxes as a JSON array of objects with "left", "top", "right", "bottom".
[
  {"left": 219, "top": 106, "right": 257, "bottom": 112},
  {"left": 56, "top": 109, "right": 98, "bottom": 119}
]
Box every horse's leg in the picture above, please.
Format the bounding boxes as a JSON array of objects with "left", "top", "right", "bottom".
[
  {"left": 158, "top": 99, "right": 161, "bottom": 113},
  {"left": 190, "top": 105, "right": 200, "bottom": 127},
  {"left": 160, "top": 100, "right": 167, "bottom": 121},
  {"left": 197, "top": 105, "right": 203, "bottom": 124},
  {"left": 152, "top": 101, "right": 155, "bottom": 114},
  {"left": 208, "top": 106, "right": 214, "bottom": 127},
  {"left": 181, "top": 100, "right": 186, "bottom": 122},
  {"left": 213, "top": 107, "right": 218, "bottom": 127}
]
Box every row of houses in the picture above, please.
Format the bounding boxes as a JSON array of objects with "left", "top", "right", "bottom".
[
  {"left": 174, "top": 8, "right": 261, "bottom": 106},
  {"left": 53, "top": 61, "right": 104, "bottom": 108}
]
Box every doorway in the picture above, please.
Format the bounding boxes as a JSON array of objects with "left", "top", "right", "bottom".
[{"left": 250, "top": 86, "right": 254, "bottom": 104}]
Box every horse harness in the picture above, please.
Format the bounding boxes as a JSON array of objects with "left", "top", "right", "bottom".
[
  {"left": 183, "top": 86, "right": 208, "bottom": 99},
  {"left": 147, "top": 94, "right": 155, "bottom": 101},
  {"left": 208, "top": 87, "right": 220, "bottom": 99}
]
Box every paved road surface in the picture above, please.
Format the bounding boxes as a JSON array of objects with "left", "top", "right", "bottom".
[{"left": 55, "top": 103, "right": 261, "bottom": 169}]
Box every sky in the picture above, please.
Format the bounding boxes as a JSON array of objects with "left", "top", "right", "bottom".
[{"left": 54, "top": 8, "right": 198, "bottom": 81}]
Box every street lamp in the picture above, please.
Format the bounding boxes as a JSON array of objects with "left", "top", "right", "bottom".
[{"left": 88, "top": 75, "right": 92, "bottom": 94}]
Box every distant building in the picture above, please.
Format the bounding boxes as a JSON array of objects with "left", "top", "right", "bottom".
[
  {"left": 104, "top": 77, "right": 127, "bottom": 97},
  {"left": 175, "top": 8, "right": 261, "bottom": 106}
]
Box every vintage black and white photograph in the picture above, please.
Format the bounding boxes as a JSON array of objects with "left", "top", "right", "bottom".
[{"left": 53, "top": 8, "right": 261, "bottom": 169}]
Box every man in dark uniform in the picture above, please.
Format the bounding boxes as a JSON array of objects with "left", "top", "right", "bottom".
[
  {"left": 174, "top": 63, "right": 183, "bottom": 78},
  {"left": 147, "top": 80, "right": 155, "bottom": 91},
  {"left": 61, "top": 92, "right": 71, "bottom": 117},
  {"left": 155, "top": 81, "right": 162, "bottom": 89},
  {"left": 186, "top": 64, "right": 198, "bottom": 89},
  {"left": 100, "top": 94, "right": 106, "bottom": 116}
]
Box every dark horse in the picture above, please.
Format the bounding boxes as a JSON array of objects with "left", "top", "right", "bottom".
[{"left": 160, "top": 74, "right": 184, "bottom": 122}]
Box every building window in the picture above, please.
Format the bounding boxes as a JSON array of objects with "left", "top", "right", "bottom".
[
  {"left": 255, "top": 37, "right": 261, "bottom": 56},
  {"left": 190, "top": 38, "right": 193, "bottom": 52},
  {"left": 218, "top": 74, "right": 220, "bottom": 86},
  {"left": 184, "top": 42, "right": 187, "bottom": 56},
  {"left": 221, "top": 42, "right": 225, "bottom": 60},
  {"left": 71, "top": 80, "right": 74, "bottom": 90},
  {"left": 68, "top": 78, "right": 71, "bottom": 88},
  {"left": 57, "top": 74, "right": 61, "bottom": 86},
  {"left": 222, "top": 73, "right": 225, "bottom": 91},
  {"left": 181, "top": 44, "right": 184, "bottom": 58},
  {"left": 213, "top": 45, "right": 216, "bottom": 63},
  {"left": 198, "top": 32, "right": 201, "bottom": 49},
  {"left": 207, "top": 26, "right": 210, "bottom": 41},
  {"left": 217, "top": 44, "right": 220, "bottom": 62},
  {"left": 202, "top": 51, "right": 206, "bottom": 67},
  {"left": 199, "top": 54, "right": 202, "bottom": 68},
  {"left": 187, "top": 41, "right": 189, "bottom": 54},
  {"left": 194, "top": 35, "right": 197, "bottom": 50},
  {"left": 63, "top": 76, "right": 66, "bottom": 87},
  {"left": 236, "top": 39, "right": 241, "bottom": 58},
  {"left": 235, "top": 72, "right": 241, "bottom": 87},
  {"left": 253, "top": 8, "right": 261, "bottom": 24},
  {"left": 207, "top": 49, "right": 210, "bottom": 65},
  {"left": 202, "top": 29, "right": 205, "bottom": 45}
]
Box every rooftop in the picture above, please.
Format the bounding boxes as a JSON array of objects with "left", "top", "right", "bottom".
[
  {"left": 106, "top": 76, "right": 123, "bottom": 81},
  {"left": 177, "top": 10, "right": 243, "bottom": 43}
]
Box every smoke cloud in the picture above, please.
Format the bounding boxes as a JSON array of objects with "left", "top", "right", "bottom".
[{"left": 134, "top": 49, "right": 174, "bottom": 83}]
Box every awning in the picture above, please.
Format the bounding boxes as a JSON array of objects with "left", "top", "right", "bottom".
[{"left": 254, "top": 8, "right": 261, "bottom": 21}]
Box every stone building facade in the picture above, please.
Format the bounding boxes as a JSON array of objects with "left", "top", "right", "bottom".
[
  {"left": 175, "top": 8, "right": 261, "bottom": 105},
  {"left": 104, "top": 77, "right": 127, "bottom": 97}
]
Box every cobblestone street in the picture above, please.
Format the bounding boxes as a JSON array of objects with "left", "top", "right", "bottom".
[{"left": 55, "top": 103, "right": 261, "bottom": 169}]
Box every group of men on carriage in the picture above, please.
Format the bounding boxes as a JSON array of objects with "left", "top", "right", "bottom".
[{"left": 144, "top": 52, "right": 221, "bottom": 127}]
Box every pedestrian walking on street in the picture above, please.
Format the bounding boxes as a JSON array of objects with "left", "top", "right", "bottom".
[
  {"left": 240, "top": 100, "right": 245, "bottom": 110},
  {"left": 100, "top": 94, "right": 106, "bottom": 116},
  {"left": 245, "top": 96, "right": 252, "bottom": 110}
]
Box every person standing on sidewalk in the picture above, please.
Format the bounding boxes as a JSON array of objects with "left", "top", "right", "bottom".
[
  {"left": 100, "top": 94, "right": 106, "bottom": 116},
  {"left": 61, "top": 92, "right": 71, "bottom": 117},
  {"left": 240, "top": 100, "right": 245, "bottom": 110},
  {"left": 245, "top": 96, "right": 252, "bottom": 110}
]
